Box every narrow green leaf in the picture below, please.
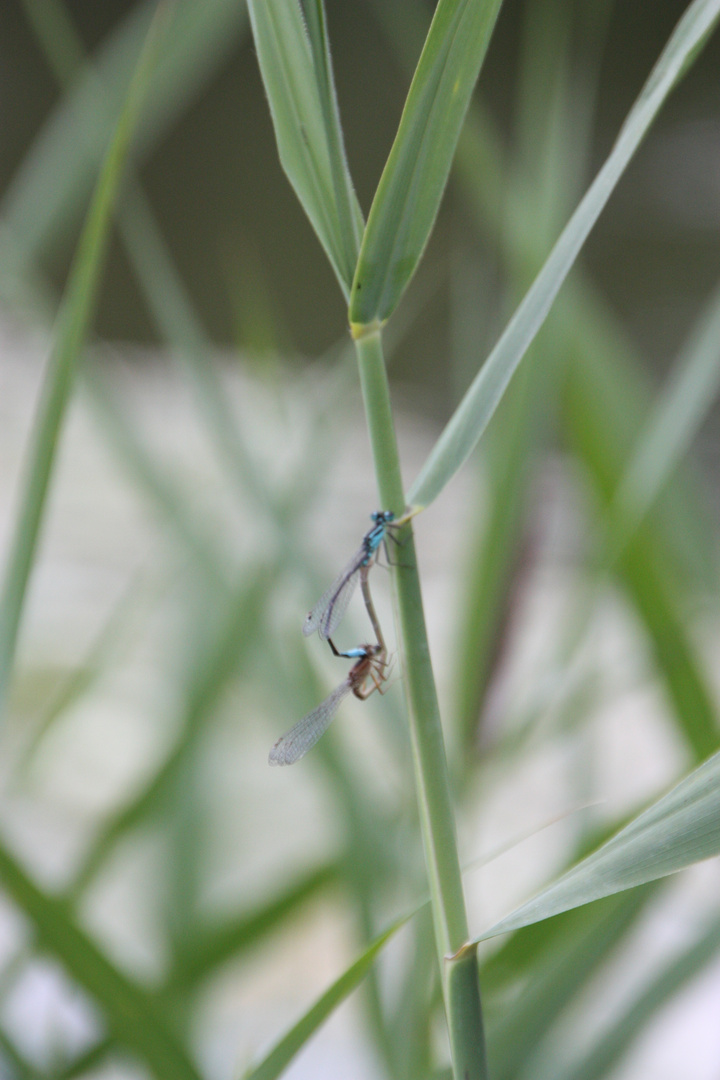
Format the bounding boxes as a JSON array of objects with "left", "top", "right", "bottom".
[
  {"left": 167, "top": 861, "right": 339, "bottom": 991},
  {"left": 244, "top": 917, "right": 406, "bottom": 1080},
  {"left": 81, "top": 367, "right": 232, "bottom": 589},
  {"left": 611, "top": 276, "right": 720, "bottom": 549},
  {"left": 246, "top": 0, "right": 361, "bottom": 297},
  {"left": 554, "top": 913, "right": 720, "bottom": 1080},
  {"left": 56, "top": 1037, "right": 114, "bottom": 1080},
  {"left": 2, "top": 0, "right": 247, "bottom": 276},
  {"left": 408, "top": 0, "right": 720, "bottom": 508},
  {"left": 349, "top": 0, "right": 504, "bottom": 328},
  {"left": 301, "top": 0, "right": 363, "bottom": 279},
  {"left": 69, "top": 572, "right": 269, "bottom": 898},
  {"left": 17, "top": 573, "right": 143, "bottom": 775},
  {"left": 0, "top": 4, "right": 168, "bottom": 715},
  {"left": 0, "top": 841, "right": 201, "bottom": 1080},
  {"left": 0, "top": 1024, "right": 41, "bottom": 1080},
  {"left": 473, "top": 749, "right": 720, "bottom": 943},
  {"left": 487, "top": 889, "right": 651, "bottom": 1080},
  {"left": 564, "top": 347, "right": 719, "bottom": 762}
]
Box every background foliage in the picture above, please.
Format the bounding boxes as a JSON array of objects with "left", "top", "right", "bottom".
[{"left": 0, "top": 1, "right": 719, "bottom": 1077}]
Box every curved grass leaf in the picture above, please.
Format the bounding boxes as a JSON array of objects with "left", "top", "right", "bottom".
[
  {"left": 246, "top": 0, "right": 362, "bottom": 298},
  {"left": 0, "top": 5, "right": 168, "bottom": 715},
  {"left": 348, "top": 0, "right": 503, "bottom": 329},
  {"left": 473, "top": 749, "right": 720, "bottom": 944},
  {"left": 408, "top": 0, "right": 720, "bottom": 508},
  {"left": 302, "top": 0, "right": 363, "bottom": 283},
  {"left": 0, "top": 840, "right": 201, "bottom": 1080},
  {"left": 244, "top": 917, "right": 406, "bottom": 1080}
]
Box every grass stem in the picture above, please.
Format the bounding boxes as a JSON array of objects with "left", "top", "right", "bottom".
[{"left": 354, "top": 327, "right": 487, "bottom": 1079}]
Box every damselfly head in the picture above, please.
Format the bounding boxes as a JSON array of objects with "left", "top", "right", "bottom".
[{"left": 370, "top": 509, "right": 395, "bottom": 525}]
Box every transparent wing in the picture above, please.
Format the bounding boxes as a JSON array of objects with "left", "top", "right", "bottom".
[
  {"left": 269, "top": 679, "right": 353, "bottom": 766},
  {"left": 302, "top": 546, "right": 365, "bottom": 639}
]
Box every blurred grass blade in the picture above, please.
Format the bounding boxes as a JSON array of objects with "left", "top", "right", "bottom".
[
  {"left": 553, "top": 913, "right": 720, "bottom": 1080},
  {"left": 408, "top": 0, "right": 720, "bottom": 508},
  {"left": 473, "top": 749, "right": 720, "bottom": 943},
  {"left": 0, "top": 1027, "right": 38, "bottom": 1080},
  {"left": 69, "top": 572, "right": 268, "bottom": 898},
  {"left": 0, "top": 840, "right": 201, "bottom": 1080},
  {"left": 611, "top": 276, "right": 720, "bottom": 548},
  {"left": 167, "top": 861, "right": 339, "bottom": 991},
  {"left": 487, "top": 889, "right": 651, "bottom": 1080},
  {"left": 22, "top": 0, "right": 280, "bottom": 539},
  {"left": 0, "top": 6, "right": 168, "bottom": 715},
  {"left": 57, "top": 1038, "right": 114, "bottom": 1080},
  {"left": 20, "top": 0, "right": 85, "bottom": 80},
  {"left": 82, "top": 367, "right": 231, "bottom": 588},
  {"left": 2, "top": 0, "right": 247, "bottom": 277},
  {"left": 246, "top": 0, "right": 362, "bottom": 297},
  {"left": 564, "top": 347, "right": 719, "bottom": 762},
  {"left": 349, "top": 0, "right": 503, "bottom": 328},
  {"left": 17, "top": 572, "right": 144, "bottom": 776},
  {"left": 244, "top": 917, "right": 406, "bottom": 1080}
]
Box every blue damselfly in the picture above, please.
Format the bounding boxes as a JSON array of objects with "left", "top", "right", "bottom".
[{"left": 303, "top": 508, "right": 417, "bottom": 642}]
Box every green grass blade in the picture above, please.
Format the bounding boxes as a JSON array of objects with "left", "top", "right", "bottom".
[
  {"left": 302, "top": 0, "right": 363, "bottom": 279},
  {"left": 0, "top": 841, "right": 201, "bottom": 1080},
  {"left": 0, "top": 6, "right": 167, "bottom": 716},
  {"left": 564, "top": 348, "right": 719, "bottom": 762},
  {"left": 20, "top": 0, "right": 85, "bottom": 81},
  {"left": 81, "top": 367, "right": 231, "bottom": 589},
  {"left": 349, "top": 0, "right": 503, "bottom": 328},
  {"left": 354, "top": 327, "right": 487, "bottom": 1079},
  {"left": 408, "top": 0, "right": 720, "bottom": 508},
  {"left": 486, "top": 889, "right": 651, "bottom": 1080},
  {"left": 554, "top": 913, "right": 720, "bottom": 1080},
  {"left": 244, "top": 917, "right": 406, "bottom": 1080},
  {"left": 246, "top": 0, "right": 362, "bottom": 298},
  {"left": 2, "top": 0, "right": 247, "bottom": 275},
  {"left": 17, "top": 573, "right": 144, "bottom": 776},
  {"left": 0, "top": 1025, "right": 42, "bottom": 1080},
  {"left": 19, "top": 0, "right": 269, "bottom": 520},
  {"left": 451, "top": 378, "right": 534, "bottom": 761},
  {"left": 611, "top": 276, "right": 720, "bottom": 548},
  {"left": 473, "top": 749, "right": 720, "bottom": 943},
  {"left": 56, "top": 1037, "right": 114, "bottom": 1080},
  {"left": 115, "top": 185, "right": 272, "bottom": 513},
  {"left": 167, "top": 861, "right": 339, "bottom": 991},
  {"left": 69, "top": 571, "right": 268, "bottom": 898}
]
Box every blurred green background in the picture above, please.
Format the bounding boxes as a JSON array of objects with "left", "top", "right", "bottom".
[
  {"left": 3, "top": 0, "right": 720, "bottom": 408},
  {"left": 1, "top": 1, "right": 720, "bottom": 1079}
]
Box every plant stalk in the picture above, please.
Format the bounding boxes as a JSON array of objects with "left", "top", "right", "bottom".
[{"left": 353, "top": 326, "right": 487, "bottom": 1079}]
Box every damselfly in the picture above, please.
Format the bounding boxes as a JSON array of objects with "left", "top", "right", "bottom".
[
  {"left": 303, "top": 508, "right": 417, "bottom": 642},
  {"left": 269, "top": 643, "right": 388, "bottom": 766}
]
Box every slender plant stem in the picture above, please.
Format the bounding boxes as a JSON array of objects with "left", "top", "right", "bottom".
[
  {"left": 0, "top": 8, "right": 166, "bottom": 714},
  {"left": 353, "top": 326, "right": 488, "bottom": 1079}
]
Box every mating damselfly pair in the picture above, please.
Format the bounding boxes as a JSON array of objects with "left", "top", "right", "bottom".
[{"left": 269, "top": 508, "right": 418, "bottom": 766}]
